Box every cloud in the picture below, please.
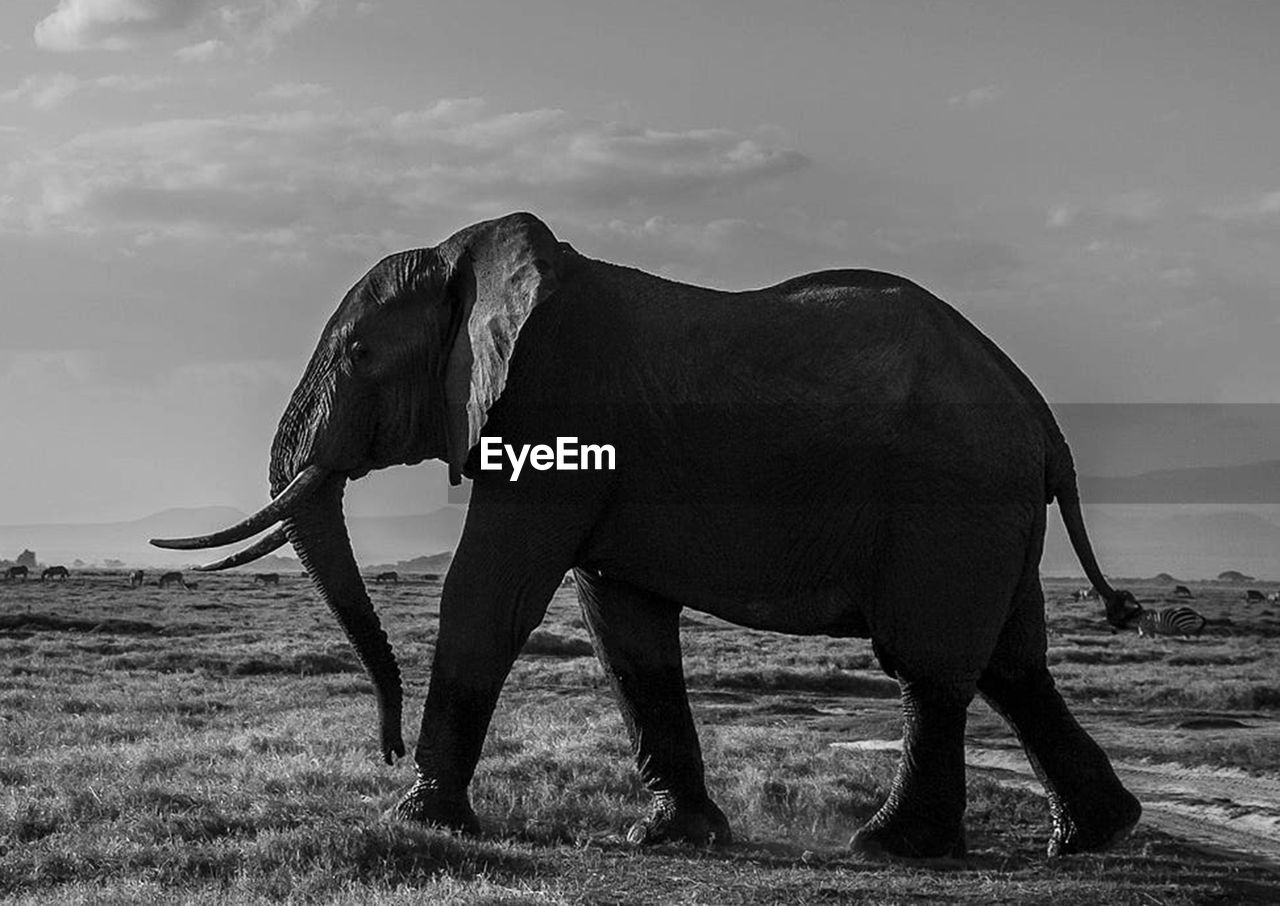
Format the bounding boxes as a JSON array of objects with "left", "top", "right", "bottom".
[
  {"left": 583, "top": 213, "right": 852, "bottom": 287},
  {"left": 0, "top": 71, "right": 172, "bottom": 109},
  {"left": 35, "top": 0, "right": 208, "bottom": 51},
  {"left": 879, "top": 233, "right": 1021, "bottom": 292},
  {"left": 1102, "top": 191, "right": 1167, "bottom": 227},
  {"left": 240, "top": 0, "right": 323, "bottom": 54},
  {"left": 94, "top": 73, "right": 173, "bottom": 91},
  {"left": 1204, "top": 190, "right": 1280, "bottom": 238},
  {"left": 947, "top": 85, "right": 1004, "bottom": 108},
  {"left": 174, "top": 38, "right": 227, "bottom": 62},
  {"left": 1, "top": 73, "right": 81, "bottom": 110},
  {"left": 256, "top": 81, "right": 331, "bottom": 102},
  {"left": 1045, "top": 204, "right": 1075, "bottom": 229},
  {"left": 0, "top": 99, "right": 808, "bottom": 244},
  {"left": 1044, "top": 191, "right": 1169, "bottom": 233},
  {"left": 34, "top": 0, "right": 327, "bottom": 55}
]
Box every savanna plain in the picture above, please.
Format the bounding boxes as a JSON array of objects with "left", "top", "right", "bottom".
[{"left": 3, "top": 571, "right": 1280, "bottom": 904}]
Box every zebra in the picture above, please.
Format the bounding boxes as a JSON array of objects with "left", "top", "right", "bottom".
[
  {"left": 1071, "top": 587, "right": 1095, "bottom": 602},
  {"left": 5, "top": 565, "right": 28, "bottom": 581},
  {"left": 1268, "top": 592, "right": 1280, "bottom": 603},
  {"left": 373, "top": 571, "right": 399, "bottom": 584},
  {"left": 1173, "top": 584, "right": 1193, "bottom": 598},
  {"left": 41, "top": 565, "right": 69, "bottom": 581},
  {"left": 1245, "top": 589, "right": 1266, "bottom": 602},
  {"left": 1137, "top": 605, "right": 1207, "bottom": 639},
  {"left": 159, "top": 571, "right": 193, "bottom": 589},
  {"left": 128, "top": 569, "right": 145, "bottom": 588},
  {"left": 253, "top": 572, "right": 280, "bottom": 586}
]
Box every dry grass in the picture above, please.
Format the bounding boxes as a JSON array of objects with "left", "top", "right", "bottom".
[{"left": 2, "top": 571, "right": 1279, "bottom": 903}]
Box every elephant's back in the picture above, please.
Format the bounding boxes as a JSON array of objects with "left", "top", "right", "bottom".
[
  {"left": 558, "top": 256, "right": 1051, "bottom": 479},
  {"left": 767, "top": 268, "right": 918, "bottom": 303},
  {"left": 765, "top": 269, "right": 1050, "bottom": 500}
]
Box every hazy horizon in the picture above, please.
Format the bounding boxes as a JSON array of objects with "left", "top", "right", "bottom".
[
  {"left": 3, "top": 2, "right": 1279, "bottom": 525},
  {"left": 6, "top": 500, "right": 1280, "bottom": 582}
]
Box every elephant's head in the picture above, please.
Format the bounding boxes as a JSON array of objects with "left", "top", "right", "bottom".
[{"left": 151, "top": 213, "right": 562, "bottom": 762}]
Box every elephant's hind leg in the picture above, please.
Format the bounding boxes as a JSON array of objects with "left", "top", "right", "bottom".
[
  {"left": 849, "top": 677, "right": 972, "bottom": 859},
  {"left": 851, "top": 505, "right": 1033, "bottom": 859},
  {"left": 574, "top": 571, "right": 731, "bottom": 846},
  {"left": 978, "top": 580, "right": 1141, "bottom": 856}
]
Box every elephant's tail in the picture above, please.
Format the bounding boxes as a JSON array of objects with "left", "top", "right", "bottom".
[{"left": 1046, "top": 426, "right": 1142, "bottom": 629}]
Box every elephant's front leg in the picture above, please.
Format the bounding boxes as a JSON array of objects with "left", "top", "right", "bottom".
[
  {"left": 850, "top": 678, "right": 972, "bottom": 859},
  {"left": 575, "top": 571, "right": 731, "bottom": 846},
  {"left": 391, "top": 502, "right": 578, "bottom": 832}
]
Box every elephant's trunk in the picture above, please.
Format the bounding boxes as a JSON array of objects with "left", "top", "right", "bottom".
[{"left": 286, "top": 474, "right": 405, "bottom": 764}]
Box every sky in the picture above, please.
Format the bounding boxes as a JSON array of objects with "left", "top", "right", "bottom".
[{"left": 2, "top": 0, "right": 1279, "bottom": 524}]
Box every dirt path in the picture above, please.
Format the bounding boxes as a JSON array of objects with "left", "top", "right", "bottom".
[{"left": 834, "top": 738, "right": 1280, "bottom": 870}]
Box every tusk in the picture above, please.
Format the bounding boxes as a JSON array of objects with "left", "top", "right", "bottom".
[
  {"left": 194, "top": 527, "right": 290, "bottom": 571},
  {"left": 150, "top": 464, "right": 328, "bottom": 550}
]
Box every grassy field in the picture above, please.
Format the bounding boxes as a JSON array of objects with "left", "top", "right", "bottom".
[{"left": 3, "top": 570, "right": 1279, "bottom": 903}]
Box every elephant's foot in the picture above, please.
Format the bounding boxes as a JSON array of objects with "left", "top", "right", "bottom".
[
  {"left": 850, "top": 808, "right": 966, "bottom": 860},
  {"left": 387, "top": 779, "right": 482, "bottom": 835},
  {"left": 626, "top": 793, "right": 732, "bottom": 846},
  {"left": 1046, "top": 789, "right": 1141, "bottom": 857}
]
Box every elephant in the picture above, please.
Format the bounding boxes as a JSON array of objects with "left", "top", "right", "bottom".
[
  {"left": 153, "top": 212, "right": 1144, "bottom": 859},
  {"left": 41, "top": 565, "right": 69, "bottom": 581}
]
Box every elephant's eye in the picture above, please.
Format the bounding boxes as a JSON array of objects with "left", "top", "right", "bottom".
[{"left": 348, "top": 340, "right": 372, "bottom": 368}]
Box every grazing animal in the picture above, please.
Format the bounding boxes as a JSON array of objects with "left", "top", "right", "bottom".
[
  {"left": 373, "top": 571, "right": 399, "bottom": 584},
  {"left": 158, "top": 571, "right": 190, "bottom": 589},
  {"left": 1071, "top": 587, "right": 1096, "bottom": 602},
  {"left": 1268, "top": 592, "right": 1280, "bottom": 603},
  {"left": 153, "top": 212, "right": 1143, "bottom": 859},
  {"left": 254, "top": 572, "right": 280, "bottom": 586},
  {"left": 41, "top": 565, "right": 69, "bottom": 581},
  {"left": 1173, "top": 585, "right": 1193, "bottom": 598},
  {"left": 1137, "top": 606, "right": 1207, "bottom": 639},
  {"left": 128, "top": 569, "right": 145, "bottom": 588},
  {"left": 1245, "top": 589, "right": 1265, "bottom": 602},
  {"left": 5, "top": 565, "right": 28, "bottom": 581}
]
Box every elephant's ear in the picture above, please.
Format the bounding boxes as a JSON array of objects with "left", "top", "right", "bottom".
[{"left": 439, "top": 213, "right": 560, "bottom": 485}]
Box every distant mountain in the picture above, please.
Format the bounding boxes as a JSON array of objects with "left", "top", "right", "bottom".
[
  {"left": 0, "top": 506, "right": 467, "bottom": 569},
  {"left": 1042, "top": 504, "right": 1280, "bottom": 580},
  {"left": 369, "top": 551, "right": 454, "bottom": 574},
  {"left": 1079, "top": 459, "right": 1280, "bottom": 503},
  {"left": 0, "top": 507, "right": 244, "bottom": 568},
  {"left": 346, "top": 510, "right": 466, "bottom": 564},
  {"left": 1039, "top": 458, "right": 1280, "bottom": 578},
  {"left": 247, "top": 555, "right": 303, "bottom": 572},
  {"left": 131, "top": 506, "right": 252, "bottom": 537}
]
